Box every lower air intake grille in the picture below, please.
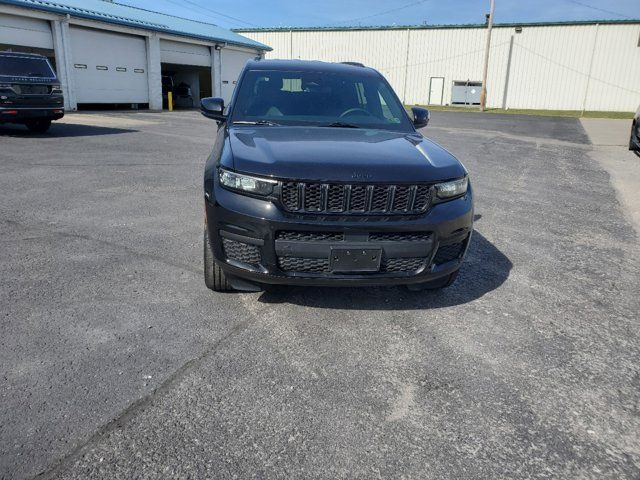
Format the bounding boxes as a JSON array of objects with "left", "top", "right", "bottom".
[
  {"left": 277, "top": 231, "right": 430, "bottom": 243},
  {"left": 381, "top": 257, "right": 428, "bottom": 273},
  {"left": 433, "top": 242, "right": 465, "bottom": 264},
  {"left": 368, "top": 232, "right": 431, "bottom": 242},
  {"left": 276, "top": 231, "right": 344, "bottom": 242},
  {"left": 222, "top": 238, "right": 261, "bottom": 266},
  {"left": 278, "top": 257, "right": 330, "bottom": 273},
  {"left": 277, "top": 256, "right": 427, "bottom": 274}
]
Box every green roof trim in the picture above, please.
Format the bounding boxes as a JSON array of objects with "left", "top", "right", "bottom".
[{"left": 234, "top": 19, "right": 640, "bottom": 33}]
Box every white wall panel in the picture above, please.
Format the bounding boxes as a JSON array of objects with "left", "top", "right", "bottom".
[
  {"left": 0, "top": 12, "right": 52, "bottom": 49},
  {"left": 70, "top": 26, "right": 149, "bottom": 104},
  {"left": 160, "top": 39, "right": 211, "bottom": 67},
  {"left": 584, "top": 24, "right": 640, "bottom": 112},
  {"left": 246, "top": 31, "right": 292, "bottom": 59},
  {"left": 220, "top": 48, "right": 255, "bottom": 103},
  {"left": 241, "top": 23, "right": 640, "bottom": 112}
]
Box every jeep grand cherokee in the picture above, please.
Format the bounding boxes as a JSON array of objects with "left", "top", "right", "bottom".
[
  {"left": 0, "top": 52, "right": 64, "bottom": 133},
  {"left": 201, "top": 60, "right": 473, "bottom": 292}
]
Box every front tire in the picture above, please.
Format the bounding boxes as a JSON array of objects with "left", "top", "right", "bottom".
[
  {"left": 204, "top": 226, "right": 233, "bottom": 292},
  {"left": 25, "top": 119, "right": 52, "bottom": 133},
  {"left": 406, "top": 270, "right": 459, "bottom": 291}
]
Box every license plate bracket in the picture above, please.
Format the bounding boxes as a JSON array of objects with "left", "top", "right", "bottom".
[{"left": 330, "top": 247, "right": 382, "bottom": 273}]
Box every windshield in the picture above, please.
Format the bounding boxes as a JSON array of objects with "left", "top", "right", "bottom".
[
  {"left": 230, "top": 69, "right": 413, "bottom": 131},
  {"left": 0, "top": 55, "right": 55, "bottom": 78}
]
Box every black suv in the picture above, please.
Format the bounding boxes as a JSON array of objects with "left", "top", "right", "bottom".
[
  {"left": 201, "top": 60, "right": 473, "bottom": 292},
  {"left": 0, "top": 52, "right": 64, "bottom": 133}
]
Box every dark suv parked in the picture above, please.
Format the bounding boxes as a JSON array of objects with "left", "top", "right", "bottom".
[
  {"left": 0, "top": 52, "right": 64, "bottom": 133},
  {"left": 201, "top": 60, "right": 473, "bottom": 292},
  {"left": 630, "top": 104, "right": 640, "bottom": 151}
]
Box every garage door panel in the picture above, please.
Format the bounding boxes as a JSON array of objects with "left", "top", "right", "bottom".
[
  {"left": 160, "top": 40, "right": 210, "bottom": 67},
  {"left": 0, "top": 13, "right": 53, "bottom": 49},
  {"left": 221, "top": 49, "right": 256, "bottom": 104},
  {"left": 70, "top": 27, "right": 148, "bottom": 104}
]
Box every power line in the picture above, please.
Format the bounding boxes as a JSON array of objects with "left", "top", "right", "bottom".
[
  {"left": 116, "top": 0, "right": 222, "bottom": 27},
  {"left": 563, "top": 0, "right": 633, "bottom": 19},
  {"left": 333, "top": 0, "right": 431, "bottom": 25},
  {"left": 377, "top": 40, "right": 511, "bottom": 72},
  {"left": 162, "top": 0, "right": 260, "bottom": 27}
]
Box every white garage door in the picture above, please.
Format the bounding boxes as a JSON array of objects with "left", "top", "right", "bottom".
[
  {"left": 160, "top": 40, "right": 210, "bottom": 67},
  {"left": 70, "top": 27, "right": 148, "bottom": 104},
  {"left": 221, "top": 49, "right": 256, "bottom": 104},
  {"left": 0, "top": 13, "right": 53, "bottom": 49}
]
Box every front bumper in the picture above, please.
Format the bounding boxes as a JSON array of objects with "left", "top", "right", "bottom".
[
  {"left": 0, "top": 106, "right": 65, "bottom": 124},
  {"left": 205, "top": 181, "right": 473, "bottom": 288}
]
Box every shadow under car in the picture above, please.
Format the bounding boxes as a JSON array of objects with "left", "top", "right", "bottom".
[{"left": 257, "top": 229, "right": 512, "bottom": 310}]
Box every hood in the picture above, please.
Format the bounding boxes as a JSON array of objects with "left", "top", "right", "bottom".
[{"left": 226, "top": 127, "right": 466, "bottom": 183}]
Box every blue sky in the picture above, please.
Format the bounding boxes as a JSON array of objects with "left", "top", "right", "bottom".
[{"left": 118, "top": 0, "right": 638, "bottom": 29}]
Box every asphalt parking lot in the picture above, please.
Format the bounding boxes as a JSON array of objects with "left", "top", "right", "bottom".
[{"left": 1, "top": 110, "right": 639, "bottom": 479}]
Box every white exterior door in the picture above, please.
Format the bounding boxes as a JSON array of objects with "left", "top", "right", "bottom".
[
  {"left": 429, "top": 77, "right": 444, "bottom": 106},
  {"left": 220, "top": 49, "right": 255, "bottom": 104},
  {"left": 0, "top": 13, "right": 53, "bottom": 49},
  {"left": 69, "top": 26, "right": 149, "bottom": 104}
]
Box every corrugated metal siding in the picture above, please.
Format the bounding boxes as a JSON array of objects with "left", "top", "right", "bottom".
[
  {"left": 0, "top": 12, "right": 53, "bottom": 49},
  {"left": 246, "top": 31, "right": 291, "bottom": 58},
  {"left": 585, "top": 24, "right": 640, "bottom": 111},
  {"left": 290, "top": 30, "right": 410, "bottom": 97},
  {"left": 241, "top": 24, "right": 640, "bottom": 112}
]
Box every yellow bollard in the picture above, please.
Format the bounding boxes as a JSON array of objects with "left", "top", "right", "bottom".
[{"left": 168, "top": 91, "right": 173, "bottom": 112}]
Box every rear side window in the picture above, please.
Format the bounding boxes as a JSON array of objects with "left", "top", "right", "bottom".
[{"left": 0, "top": 56, "right": 55, "bottom": 78}]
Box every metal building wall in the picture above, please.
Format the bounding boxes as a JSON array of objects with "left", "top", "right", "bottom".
[{"left": 241, "top": 23, "right": 640, "bottom": 112}]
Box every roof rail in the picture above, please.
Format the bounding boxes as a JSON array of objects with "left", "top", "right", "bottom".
[{"left": 340, "top": 61, "right": 365, "bottom": 67}]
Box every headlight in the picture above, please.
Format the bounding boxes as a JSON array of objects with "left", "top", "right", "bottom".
[
  {"left": 219, "top": 168, "right": 277, "bottom": 196},
  {"left": 434, "top": 177, "right": 468, "bottom": 199}
]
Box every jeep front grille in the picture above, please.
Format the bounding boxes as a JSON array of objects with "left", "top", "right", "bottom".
[{"left": 280, "top": 183, "right": 433, "bottom": 215}]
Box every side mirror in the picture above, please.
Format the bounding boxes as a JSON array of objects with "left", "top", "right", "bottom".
[
  {"left": 411, "top": 106, "right": 430, "bottom": 129},
  {"left": 200, "top": 97, "right": 225, "bottom": 121}
]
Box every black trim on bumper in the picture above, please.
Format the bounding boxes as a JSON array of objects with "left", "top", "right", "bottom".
[
  {"left": 0, "top": 107, "right": 64, "bottom": 123},
  {"left": 206, "top": 178, "right": 473, "bottom": 288}
]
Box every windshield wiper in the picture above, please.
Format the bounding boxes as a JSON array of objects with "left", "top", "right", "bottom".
[
  {"left": 232, "top": 120, "right": 281, "bottom": 126},
  {"left": 321, "top": 122, "right": 361, "bottom": 128}
]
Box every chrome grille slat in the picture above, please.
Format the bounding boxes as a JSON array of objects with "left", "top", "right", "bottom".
[{"left": 281, "top": 182, "right": 433, "bottom": 215}]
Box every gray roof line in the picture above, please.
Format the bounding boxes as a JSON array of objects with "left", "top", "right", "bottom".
[{"left": 234, "top": 19, "right": 640, "bottom": 32}]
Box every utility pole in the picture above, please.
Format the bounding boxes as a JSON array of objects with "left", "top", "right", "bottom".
[{"left": 480, "top": 0, "right": 495, "bottom": 112}]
